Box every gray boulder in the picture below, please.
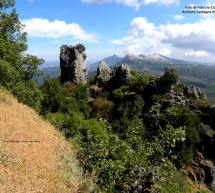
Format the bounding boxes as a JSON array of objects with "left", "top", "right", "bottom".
[
  {"left": 96, "top": 61, "right": 112, "bottom": 84},
  {"left": 193, "top": 152, "right": 215, "bottom": 192},
  {"left": 119, "top": 63, "right": 131, "bottom": 80},
  {"left": 60, "top": 44, "right": 87, "bottom": 84},
  {"left": 114, "top": 63, "right": 131, "bottom": 83}
]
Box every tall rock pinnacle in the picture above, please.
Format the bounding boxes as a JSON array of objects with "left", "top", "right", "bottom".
[
  {"left": 96, "top": 61, "right": 112, "bottom": 84},
  {"left": 60, "top": 44, "right": 87, "bottom": 84}
]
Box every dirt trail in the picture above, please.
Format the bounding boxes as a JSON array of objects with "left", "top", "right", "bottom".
[{"left": 0, "top": 90, "right": 81, "bottom": 193}]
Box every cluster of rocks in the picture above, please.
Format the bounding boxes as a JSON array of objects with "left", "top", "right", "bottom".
[
  {"left": 184, "top": 85, "right": 206, "bottom": 99},
  {"left": 115, "top": 63, "right": 131, "bottom": 82},
  {"left": 161, "top": 86, "right": 208, "bottom": 111},
  {"left": 160, "top": 89, "right": 189, "bottom": 108},
  {"left": 189, "top": 152, "right": 215, "bottom": 192},
  {"left": 60, "top": 45, "right": 131, "bottom": 86},
  {"left": 60, "top": 45, "right": 87, "bottom": 84},
  {"left": 95, "top": 61, "right": 131, "bottom": 86}
]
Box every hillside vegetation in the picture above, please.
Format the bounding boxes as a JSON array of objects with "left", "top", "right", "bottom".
[
  {"left": 38, "top": 66, "right": 215, "bottom": 193},
  {"left": 1, "top": 1, "right": 215, "bottom": 192}
]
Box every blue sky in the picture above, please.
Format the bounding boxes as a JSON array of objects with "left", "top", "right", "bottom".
[{"left": 16, "top": 0, "right": 215, "bottom": 66}]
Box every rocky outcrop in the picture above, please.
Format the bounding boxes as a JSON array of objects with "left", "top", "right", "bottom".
[
  {"left": 107, "top": 63, "right": 131, "bottom": 89},
  {"left": 189, "top": 103, "right": 215, "bottom": 129},
  {"left": 192, "top": 152, "right": 215, "bottom": 192},
  {"left": 143, "top": 79, "right": 173, "bottom": 102},
  {"left": 160, "top": 90, "right": 189, "bottom": 109},
  {"left": 114, "top": 63, "right": 131, "bottom": 83},
  {"left": 113, "top": 64, "right": 131, "bottom": 84},
  {"left": 96, "top": 61, "right": 112, "bottom": 84},
  {"left": 184, "top": 85, "right": 206, "bottom": 99},
  {"left": 60, "top": 45, "right": 87, "bottom": 84}
]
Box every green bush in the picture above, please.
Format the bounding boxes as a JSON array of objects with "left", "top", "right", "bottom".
[
  {"left": 40, "top": 78, "right": 76, "bottom": 114},
  {"left": 128, "top": 72, "right": 149, "bottom": 93},
  {"left": 12, "top": 80, "right": 43, "bottom": 112},
  {"left": 64, "top": 83, "right": 91, "bottom": 118},
  {"left": 0, "top": 60, "right": 20, "bottom": 88},
  {"left": 91, "top": 98, "right": 113, "bottom": 119},
  {"left": 46, "top": 111, "right": 84, "bottom": 138},
  {"left": 165, "top": 106, "right": 201, "bottom": 166},
  {"left": 159, "top": 68, "right": 179, "bottom": 88},
  {"left": 0, "top": 1, "right": 44, "bottom": 110}
]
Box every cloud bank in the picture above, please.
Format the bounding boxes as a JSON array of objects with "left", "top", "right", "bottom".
[
  {"left": 110, "top": 17, "right": 214, "bottom": 58},
  {"left": 22, "top": 18, "right": 97, "bottom": 43}
]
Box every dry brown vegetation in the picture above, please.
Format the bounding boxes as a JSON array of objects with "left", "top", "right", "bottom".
[{"left": 0, "top": 88, "right": 84, "bottom": 193}]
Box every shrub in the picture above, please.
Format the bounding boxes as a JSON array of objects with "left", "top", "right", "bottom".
[
  {"left": 165, "top": 106, "right": 201, "bottom": 166},
  {"left": 91, "top": 98, "right": 113, "bottom": 119},
  {"left": 128, "top": 72, "right": 149, "bottom": 93},
  {"left": 40, "top": 78, "right": 74, "bottom": 114},
  {"left": 0, "top": 60, "right": 20, "bottom": 88},
  {"left": 159, "top": 68, "right": 179, "bottom": 88},
  {"left": 12, "top": 80, "right": 43, "bottom": 112}
]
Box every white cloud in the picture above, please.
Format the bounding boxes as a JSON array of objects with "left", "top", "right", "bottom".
[
  {"left": 185, "top": 50, "right": 209, "bottom": 57},
  {"left": 161, "top": 19, "right": 215, "bottom": 53},
  {"left": 159, "top": 48, "right": 171, "bottom": 56},
  {"left": 81, "top": 0, "right": 179, "bottom": 10},
  {"left": 173, "top": 15, "right": 184, "bottom": 20},
  {"left": 144, "top": 0, "right": 179, "bottom": 5},
  {"left": 110, "top": 17, "right": 164, "bottom": 54},
  {"left": 110, "top": 17, "right": 215, "bottom": 58},
  {"left": 117, "top": 0, "right": 140, "bottom": 10},
  {"left": 22, "top": 18, "right": 97, "bottom": 43}
]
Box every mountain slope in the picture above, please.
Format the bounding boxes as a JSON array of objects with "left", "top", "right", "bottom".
[
  {"left": 0, "top": 89, "right": 82, "bottom": 193},
  {"left": 88, "top": 55, "right": 122, "bottom": 71},
  {"left": 122, "top": 54, "right": 210, "bottom": 66}
]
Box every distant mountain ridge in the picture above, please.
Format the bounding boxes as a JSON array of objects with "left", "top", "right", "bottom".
[
  {"left": 121, "top": 53, "right": 211, "bottom": 65},
  {"left": 88, "top": 55, "right": 122, "bottom": 70}
]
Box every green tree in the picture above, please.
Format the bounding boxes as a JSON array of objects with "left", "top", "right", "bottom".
[
  {"left": 40, "top": 78, "right": 71, "bottom": 114},
  {"left": 159, "top": 68, "right": 179, "bottom": 88},
  {"left": 0, "top": 0, "right": 43, "bottom": 81},
  {"left": 128, "top": 71, "right": 149, "bottom": 94},
  {"left": 0, "top": 0, "right": 27, "bottom": 67},
  {"left": 0, "top": 0, "right": 44, "bottom": 110},
  {"left": 12, "top": 80, "right": 43, "bottom": 112},
  {"left": 0, "top": 60, "right": 19, "bottom": 88}
]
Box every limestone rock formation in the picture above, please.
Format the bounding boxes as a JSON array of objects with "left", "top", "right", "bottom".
[
  {"left": 60, "top": 44, "right": 87, "bottom": 84},
  {"left": 108, "top": 63, "right": 131, "bottom": 88},
  {"left": 192, "top": 152, "right": 215, "bottom": 192},
  {"left": 184, "top": 85, "right": 206, "bottom": 99},
  {"left": 96, "top": 61, "right": 112, "bottom": 84},
  {"left": 119, "top": 63, "right": 131, "bottom": 80},
  {"left": 115, "top": 63, "right": 131, "bottom": 82},
  {"left": 160, "top": 89, "right": 189, "bottom": 108}
]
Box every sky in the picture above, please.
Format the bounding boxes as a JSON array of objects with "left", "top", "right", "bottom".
[{"left": 16, "top": 0, "right": 215, "bottom": 66}]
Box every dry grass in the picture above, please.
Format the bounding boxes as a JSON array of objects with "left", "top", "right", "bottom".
[
  {"left": 0, "top": 89, "right": 84, "bottom": 193},
  {"left": 0, "top": 87, "right": 13, "bottom": 104},
  {"left": 187, "top": 178, "right": 211, "bottom": 193},
  {"left": 181, "top": 166, "right": 212, "bottom": 193}
]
